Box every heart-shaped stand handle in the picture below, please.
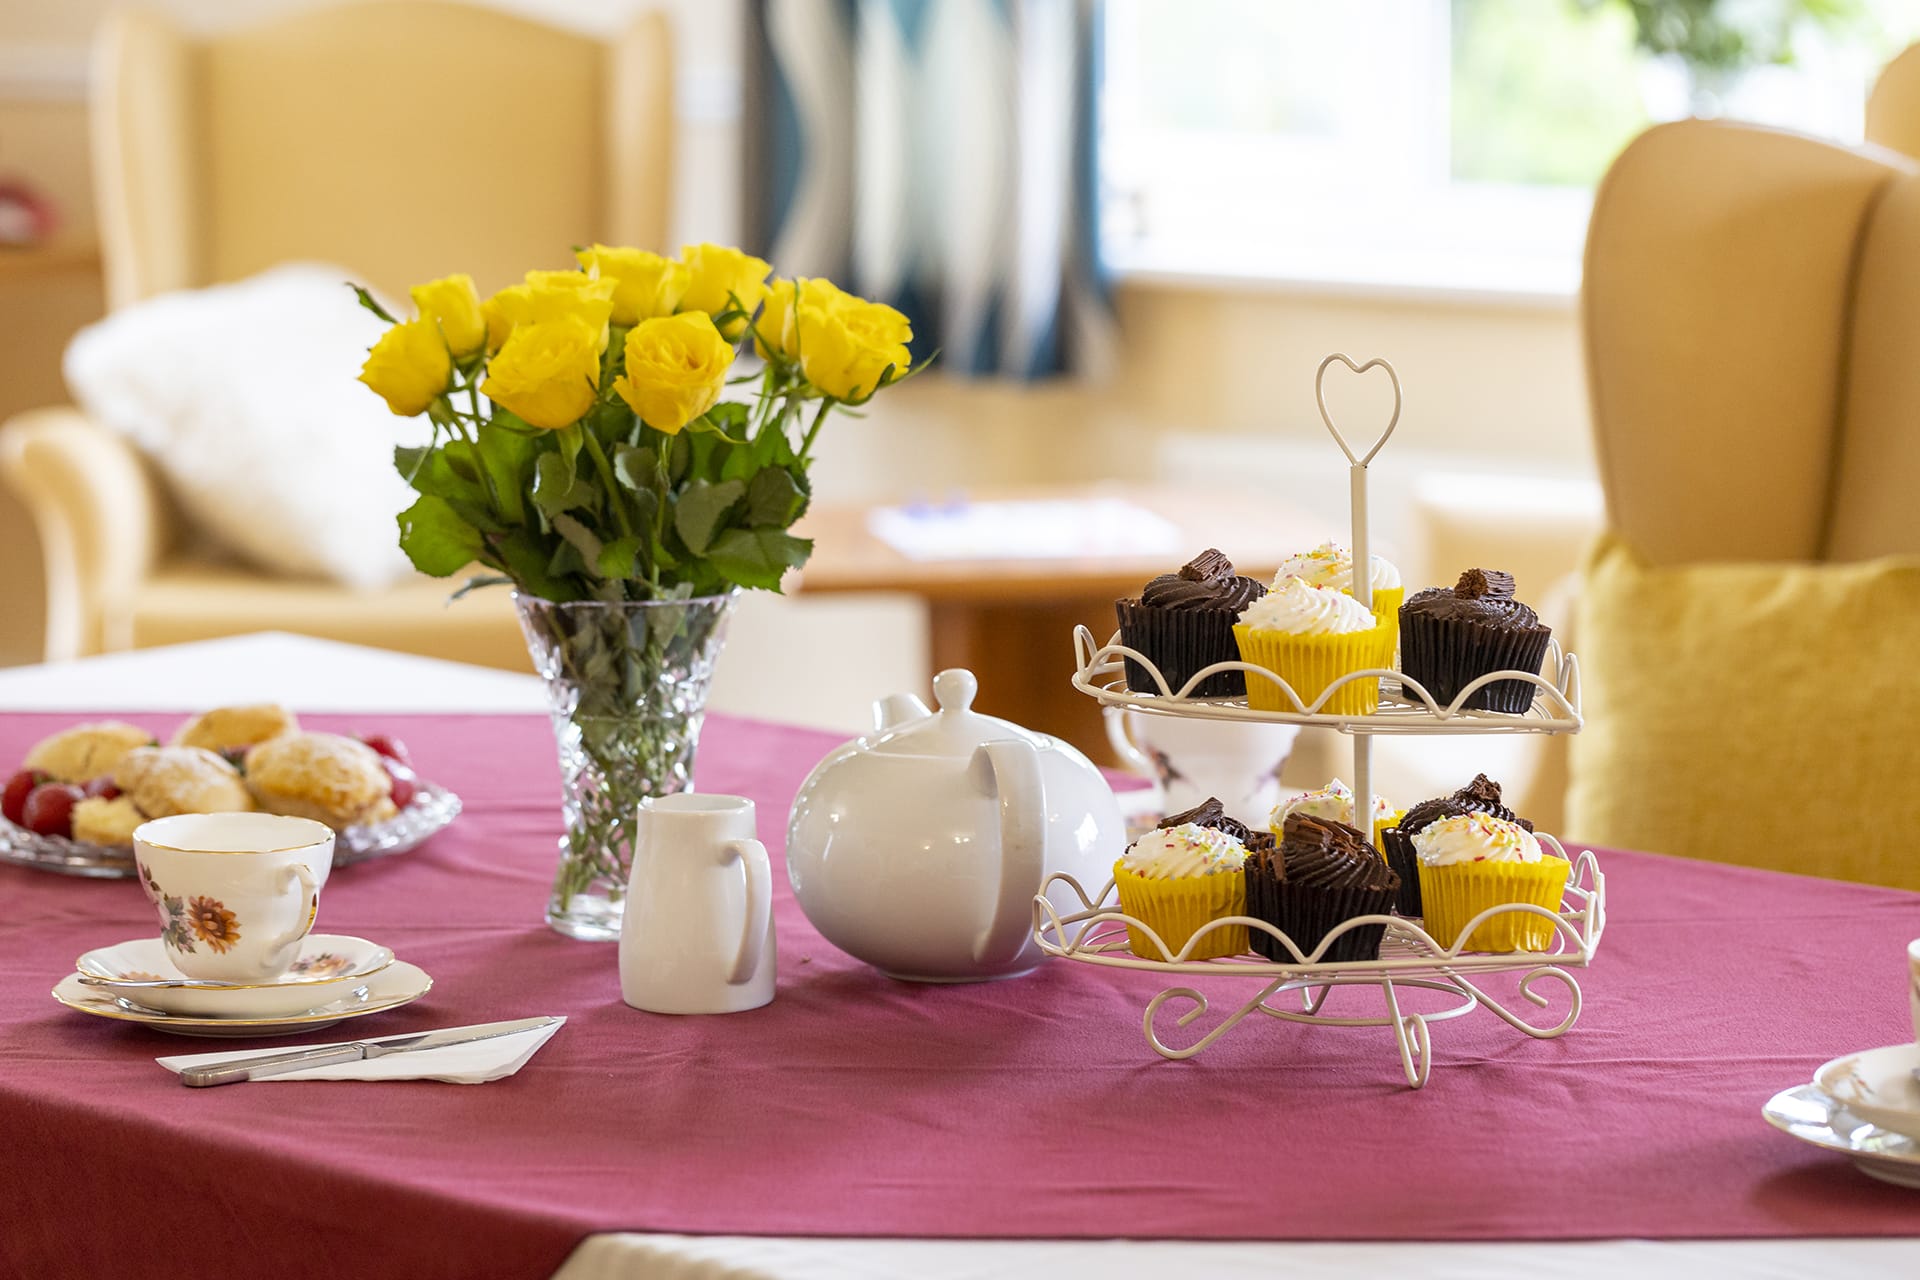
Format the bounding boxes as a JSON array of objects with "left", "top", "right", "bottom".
[{"left": 1316, "top": 353, "right": 1401, "bottom": 466}]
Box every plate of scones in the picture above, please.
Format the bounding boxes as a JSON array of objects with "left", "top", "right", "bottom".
[{"left": 0, "top": 704, "right": 460, "bottom": 877}]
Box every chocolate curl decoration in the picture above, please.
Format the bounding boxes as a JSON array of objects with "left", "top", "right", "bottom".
[
  {"left": 1179, "top": 548, "right": 1235, "bottom": 582},
  {"left": 1454, "top": 568, "right": 1516, "bottom": 599}
]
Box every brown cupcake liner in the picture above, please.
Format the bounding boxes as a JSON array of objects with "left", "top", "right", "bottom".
[
  {"left": 1379, "top": 826, "right": 1423, "bottom": 917},
  {"left": 1397, "top": 613, "right": 1552, "bottom": 714},
  {"left": 1244, "top": 864, "right": 1398, "bottom": 965},
  {"left": 1115, "top": 601, "right": 1247, "bottom": 698}
]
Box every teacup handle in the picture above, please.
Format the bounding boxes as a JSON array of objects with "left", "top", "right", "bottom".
[
  {"left": 1102, "top": 707, "right": 1154, "bottom": 778},
  {"left": 723, "top": 839, "right": 771, "bottom": 986},
  {"left": 266, "top": 863, "right": 320, "bottom": 967}
]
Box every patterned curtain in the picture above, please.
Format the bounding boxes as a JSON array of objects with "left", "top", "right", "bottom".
[{"left": 744, "top": 0, "right": 1114, "bottom": 379}]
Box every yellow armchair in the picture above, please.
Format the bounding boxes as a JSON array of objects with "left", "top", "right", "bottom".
[{"left": 1, "top": 1, "right": 674, "bottom": 667}]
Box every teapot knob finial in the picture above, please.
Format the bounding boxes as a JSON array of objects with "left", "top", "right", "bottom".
[{"left": 932, "top": 668, "right": 978, "bottom": 714}]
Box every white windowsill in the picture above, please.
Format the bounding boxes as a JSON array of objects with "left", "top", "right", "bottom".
[{"left": 1105, "top": 242, "right": 1581, "bottom": 312}]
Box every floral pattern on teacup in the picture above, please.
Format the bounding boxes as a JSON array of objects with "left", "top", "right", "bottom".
[{"left": 146, "top": 873, "right": 244, "bottom": 956}]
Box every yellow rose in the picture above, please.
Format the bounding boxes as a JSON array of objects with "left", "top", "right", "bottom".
[
  {"left": 754, "top": 276, "right": 851, "bottom": 360},
  {"left": 679, "top": 243, "right": 772, "bottom": 339},
  {"left": 482, "top": 273, "right": 617, "bottom": 353},
  {"left": 481, "top": 317, "right": 603, "bottom": 430},
  {"left": 358, "top": 319, "right": 451, "bottom": 417},
  {"left": 408, "top": 274, "right": 486, "bottom": 357},
  {"left": 798, "top": 294, "right": 912, "bottom": 401},
  {"left": 573, "top": 244, "right": 690, "bottom": 326},
  {"left": 613, "top": 312, "right": 736, "bottom": 433}
]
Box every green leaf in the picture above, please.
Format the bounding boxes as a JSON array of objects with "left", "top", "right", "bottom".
[
  {"left": 744, "top": 468, "right": 808, "bottom": 528},
  {"left": 673, "top": 478, "right": 745, "bottom": 555},
  {"left": 596, "top": 535, "right": 644, "bottom": 579},
  {"left": 492, "top": 529, "right": 581, "bottom": 601},
  {"left": 706, "top": 528, "right": 813, "bottom": 592},
  {"left": 448, "top": 574, "right": 512, "bottom": 601},
  {"left": 531, "top": 451, "right": 596, "bottom": 515},
  {"left": 396, "top": 495, "right": 483, "bottom": 577},
  {"left": 613, "top": 445, "right": 658, "bottom": 492},
  {"left": 348, "top": 283, "right": 399, "bottom": 324},
  {"left": 550, "top": 512, "right": 604, "bottom": 567},
  {"left": 474, "top": 420, "right": 539, "bottom": 524}
]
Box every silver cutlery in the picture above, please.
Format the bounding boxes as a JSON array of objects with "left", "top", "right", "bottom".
[{"left": 178, "top": 1016, "right": 560, "bottom": 1087}]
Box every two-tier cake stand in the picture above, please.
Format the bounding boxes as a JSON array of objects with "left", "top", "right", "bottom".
[{"left": 1033, "top": 355, "right": 1605, "bottom": 1088}]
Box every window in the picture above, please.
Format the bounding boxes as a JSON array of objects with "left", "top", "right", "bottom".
[{"left": 1100, "top": 0, "right": 1920, "bottom": 302}]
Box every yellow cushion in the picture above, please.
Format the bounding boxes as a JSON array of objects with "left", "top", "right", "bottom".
[
  {"left": 132, "top": 560, "right": 532, "bottom": 674},
  {"left": 1568, "top": 536, "right": 1920, "bottom": 888}
]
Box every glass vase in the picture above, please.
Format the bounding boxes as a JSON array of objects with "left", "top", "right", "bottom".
[{"left": 514, "top": 591, "right": 737, "bottom": 940}]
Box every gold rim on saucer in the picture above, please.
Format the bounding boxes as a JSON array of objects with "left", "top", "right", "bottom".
[{"left": 52, "top": 962, "right": 432, "bottom": 1030}]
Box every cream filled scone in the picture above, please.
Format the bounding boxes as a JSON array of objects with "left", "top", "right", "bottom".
[
  {"left": 172, "top": 704, "right": 299, "bottom": 754},
  {"left": 245, "top": 732, "right": 395, "bottom": 828},
  {"left": 23, "top": 722, "right": 155, "bottom": 784},
  {"left": 116, "top": 746, "right": 254, "bottom": 818},
  {"left": 70, "top": 795, "right": 145, "bottom": 846}
]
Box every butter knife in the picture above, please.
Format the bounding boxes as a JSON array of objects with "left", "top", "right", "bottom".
[{"left": 178, "top": 1016, "right": 560, "bottom": 1087}]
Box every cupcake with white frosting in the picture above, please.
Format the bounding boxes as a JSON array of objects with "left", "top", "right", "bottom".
[
  {"left": 1412, "top": 811, "right": 1570, "bottom": 953},
  {"left": 1269, "top": 778, "right": 1400, "bottom": 851},
  {"left": 1232, "top": 578, "right": 1396, "bottom": 715},
  {"left": 1113, "top": 818, "right": 1250, "bottom": 961},
  {"left": 1272, "top": 541, "right": 1404, "bottom": 620}
]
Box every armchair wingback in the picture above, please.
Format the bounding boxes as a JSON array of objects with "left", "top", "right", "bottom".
[{"left": 3, "top": 2, "right": 672, "bottom": 665}]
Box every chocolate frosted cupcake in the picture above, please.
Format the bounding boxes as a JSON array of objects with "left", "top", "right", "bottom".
[
  {"left": 1398, "top": 569, "right": 1553, "bottom": 714},
  {"left": 1380, "top": 773, "right": 1531, "bottom": 916},
  {"left": 1116, "top": 549, "right": 1266, "bottom": 698},
  {"left": 1158, "top": 796, "right": 1254, "bottom": 845},
  {"left": 1244, "top": 813, "right": 1400, "bottom": 965}
]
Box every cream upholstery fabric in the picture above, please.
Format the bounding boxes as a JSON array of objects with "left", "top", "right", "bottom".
[{"left": 2, "top": 2, "right": 673, "bottom": 667}]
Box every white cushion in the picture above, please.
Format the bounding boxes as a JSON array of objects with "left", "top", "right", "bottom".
[{"left": 64, "top": 264, "right": 428, "bottom": 590}]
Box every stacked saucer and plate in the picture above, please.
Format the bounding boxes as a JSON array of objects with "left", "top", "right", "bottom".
[
  {"left": 53, "top": 934, "right": 432, "bottom": 1038},
  {"left": 1763, "top": 941, "right": 1920, "bottom": 1189}
]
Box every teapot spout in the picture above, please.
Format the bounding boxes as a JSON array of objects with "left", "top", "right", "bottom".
[{"left": 872, "top": 692, "right": 932, "bottom": 733}]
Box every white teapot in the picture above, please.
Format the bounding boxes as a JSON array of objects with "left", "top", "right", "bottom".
[{"left": 786, "top": 669, "right": 1122, "bottom": 982}]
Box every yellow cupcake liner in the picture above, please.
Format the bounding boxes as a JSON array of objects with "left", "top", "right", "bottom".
[
  {"left": 1373, "top": 810, "right": 1404, "bottom": 854},
  {"left": 1113, "top": 861, "right": 1247, "bottom": 960},
  {"left": 1417, "top": 857, "right": 1571, "bottom": 953},
  {"left": 1234, "top": 619, "right": 1397, "bottom": 716},
  {"left": 1345, "top": 584, "right": 1405, "bottom": 625}
]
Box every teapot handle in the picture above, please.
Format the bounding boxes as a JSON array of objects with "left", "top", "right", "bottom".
[
  {"left": 970, "top": 738, "right": 1047, "bottom": 965},
  {"left": 722, "top": 839, "right": 772, "bottom": 986}
]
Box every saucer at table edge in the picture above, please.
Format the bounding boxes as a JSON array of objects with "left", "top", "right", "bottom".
[
  {"left": 52, "top": 961, "right": 432, "bottom": 1038},
  {"left": 1763, "top": 1084, "right": 1920, "bottom": 1189},
  {"left": 1814, "top": 1044, "right": 1920, "bottom": 1142}
]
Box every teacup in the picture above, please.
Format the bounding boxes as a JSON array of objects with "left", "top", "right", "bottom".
[
  {"left": 133, "top": 813, "right": 335, "bottom": 983},
  {"left": 1105, "top": 707, "right": 1299, "bottom": 825}
]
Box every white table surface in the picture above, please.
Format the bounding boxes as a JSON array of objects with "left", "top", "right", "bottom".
[{"left": 7, "top": 635, "right": 1915, "bottom": 1280}]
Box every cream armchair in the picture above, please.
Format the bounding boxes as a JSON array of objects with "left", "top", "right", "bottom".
[{"left": 0, "top": 2, "right": 673, "bottom": 666}]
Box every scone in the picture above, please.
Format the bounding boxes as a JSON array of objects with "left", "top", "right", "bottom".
[
  {"left": 23, "top": 722, "right": 155, "bottom": 783},
  {"left": 71, "top": 796, "right": 145, "bottom": 846},
  {"left": 245, "top": 732, "right": 396, "bottom": 828},
  {"left": 116, "top": 747, "right": 254, "bottom": 818},
  {"left": 172, "top": 704, "right": 299, "bottom": 754}
]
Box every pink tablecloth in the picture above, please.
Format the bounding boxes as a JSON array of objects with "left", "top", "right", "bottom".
[{"left": 2, "top": 711, "right": 1919, "bottom": 1280}]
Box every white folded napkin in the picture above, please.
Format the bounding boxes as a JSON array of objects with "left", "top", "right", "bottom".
[{"left": 155, "top": 1017, "right": 565, "bottom": 1083}]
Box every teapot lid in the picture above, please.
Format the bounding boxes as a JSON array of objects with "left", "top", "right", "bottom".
[{"left": 867, "top": 669, "right": 1047, "bottom": 757}]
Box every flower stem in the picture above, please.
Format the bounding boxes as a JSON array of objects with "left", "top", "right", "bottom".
[{"left": 579, "top": 426, "right": 633, "bottom": 539}]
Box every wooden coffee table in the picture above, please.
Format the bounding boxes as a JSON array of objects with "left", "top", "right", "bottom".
[{"left": 796, "top": 485, "right": 1327, "bottom": 763}]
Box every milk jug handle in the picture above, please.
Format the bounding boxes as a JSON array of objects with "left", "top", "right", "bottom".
[{"left": 722, "top": 839, "right": 771, "bottom": 986}]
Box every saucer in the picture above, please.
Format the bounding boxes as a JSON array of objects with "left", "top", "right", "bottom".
[
  {"left": 1815, "top": 1044, "right": 1920, "bottom": 1141},
  {"left": 1763, "top": 1084, "right": 1920, "bottom": 1189},
  {"left": 75, "top": 934, "right": 395, "bottom": 1019},
  {"left": 53, "top": 960, "right": 432, "bottom": 1037}
]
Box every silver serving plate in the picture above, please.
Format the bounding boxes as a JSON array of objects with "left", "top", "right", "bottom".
[
  {"left": 1763, "top": 1085, "right": 1920, "bottom": 1189},
  {"left": 0, "top": 781, "right": 461, "bottom": 878}
]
